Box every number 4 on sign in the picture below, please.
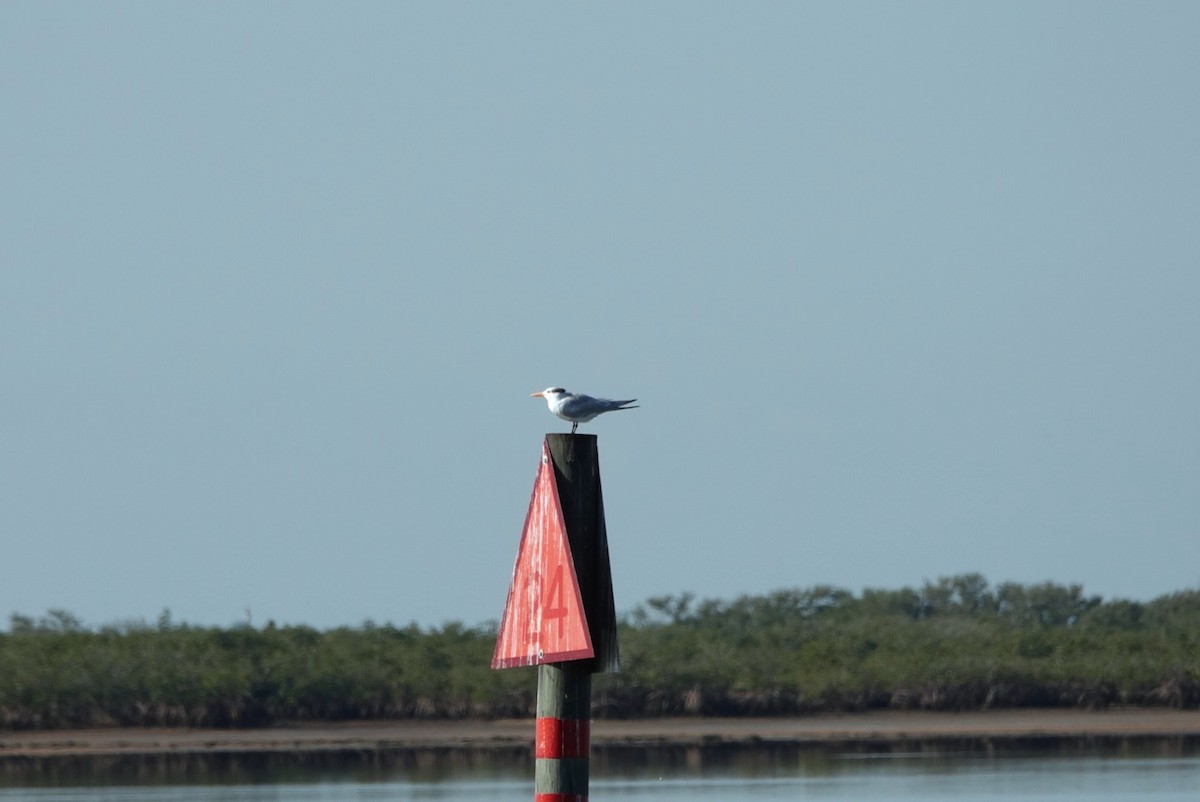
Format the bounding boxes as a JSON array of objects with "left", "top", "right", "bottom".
[
  {"left": 543, "top": 564, "right": 568, "bottom": 639},
  {"left": 492, "top": 442, "right": 594, "bottom": 669}
]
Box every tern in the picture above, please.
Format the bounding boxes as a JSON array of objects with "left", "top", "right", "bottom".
[{"left": 531, "top": 387, "right": 639, "bottom": 434}]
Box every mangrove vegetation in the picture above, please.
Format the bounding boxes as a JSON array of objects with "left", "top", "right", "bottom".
[{"left": 2, "top": 575, "right": 1197, "bottom": 729}]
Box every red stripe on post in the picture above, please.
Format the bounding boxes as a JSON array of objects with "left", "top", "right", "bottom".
[
  {"left": 534, "top": 795, "right": 586, "bottom": 802},
  {"left": 535, "top": 717, "right": 591, "bottom": 759}
]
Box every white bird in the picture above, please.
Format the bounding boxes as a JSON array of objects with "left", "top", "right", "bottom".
[{"left": 530, "top": 387, "right": 639, "bottom": 434}]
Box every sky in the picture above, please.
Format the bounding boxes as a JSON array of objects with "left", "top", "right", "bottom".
[{"left": 2, "top": 2, "right": 1198, "bottom": 631}]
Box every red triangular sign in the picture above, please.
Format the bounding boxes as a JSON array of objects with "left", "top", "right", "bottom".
[{"left": 492, "top": 441, "right": 594, "bottom": 669}]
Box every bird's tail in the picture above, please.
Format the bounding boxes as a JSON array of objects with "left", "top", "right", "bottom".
[{"left": 614, "top": 400, "right": 638, "bottom": 410}]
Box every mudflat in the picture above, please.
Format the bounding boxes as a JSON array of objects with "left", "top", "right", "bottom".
[{"left": 1, "top": 709, "right": 1198, "bottom": 757}]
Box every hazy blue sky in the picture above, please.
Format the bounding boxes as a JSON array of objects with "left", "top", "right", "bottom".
[{"left": 3, "top": 3, "right": 1198, "bottom": 630}]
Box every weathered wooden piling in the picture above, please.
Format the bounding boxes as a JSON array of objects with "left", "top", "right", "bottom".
[
  {"left": 493, "top": 434, "right": 620, "bottom": 802},
  {"left": 535, "top": 663, "right": 591, "bottom": 801}
]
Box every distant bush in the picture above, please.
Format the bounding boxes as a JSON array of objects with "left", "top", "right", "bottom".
[{"left": 2, "top": 575, "right": 1197, "bottom": 729}]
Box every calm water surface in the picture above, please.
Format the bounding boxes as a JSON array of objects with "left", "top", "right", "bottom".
[{"left": 1, "top": 739, "right": 1196, "bottom": 801}]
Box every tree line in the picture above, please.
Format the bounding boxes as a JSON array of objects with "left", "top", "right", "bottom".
[{"left": 1, "top": 574, "right": 1196, "bottom": 729}]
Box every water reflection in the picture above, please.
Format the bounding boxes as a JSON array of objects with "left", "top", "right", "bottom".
[
  {"left": 2, "top": 736, "right": 1197, "bottom": 789},
  {"left": 0, "top": 747, "right": 532, "bottom": 789}
]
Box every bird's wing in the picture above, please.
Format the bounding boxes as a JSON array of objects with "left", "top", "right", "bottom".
[
  {"left": 591, "top": 397, "right": 638, "bottom": 412},
  {"left": 560, "top": 394, "right": 603, "bottom": 416},
  {"left": 559, "top": 394, "right": 638, "bottom": 417}
]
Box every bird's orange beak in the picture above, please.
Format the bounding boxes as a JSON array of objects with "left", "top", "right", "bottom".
[{"left": 530, "top": 391, "right": 544, "bottom": 398}]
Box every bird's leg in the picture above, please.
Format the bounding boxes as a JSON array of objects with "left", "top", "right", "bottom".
[{"left": 571, "top": 422, "right": 578, "bottom": 434}]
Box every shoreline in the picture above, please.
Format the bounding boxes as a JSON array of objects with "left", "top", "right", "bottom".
[{"left": 2, "top": 709, "right": 1198, "bottom": 758}]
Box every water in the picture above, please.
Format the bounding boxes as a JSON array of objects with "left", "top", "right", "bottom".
[{"left": 1, "top": 740, "right": 1197, "bottom": 801}]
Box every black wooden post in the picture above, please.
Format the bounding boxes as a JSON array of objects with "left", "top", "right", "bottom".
[
  {"left": 533, "top": 434, "right": 618, "bottom": 801},
  {"left": 544, "top": 434, "right": 619, "bottom": 673}
]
